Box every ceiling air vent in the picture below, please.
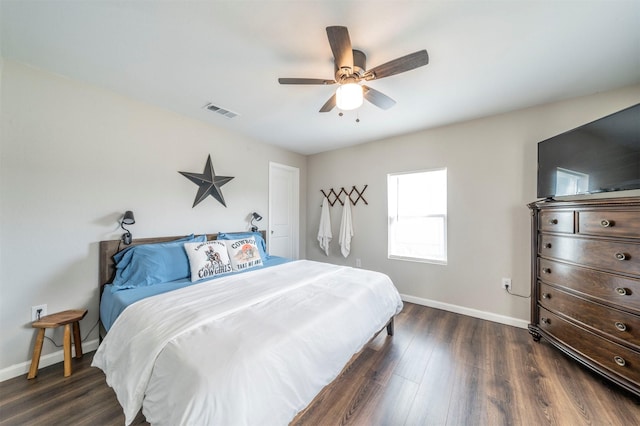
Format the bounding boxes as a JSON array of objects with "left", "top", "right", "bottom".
[{"left": 204, "top": 103, "right": 239, "bottom": 119}]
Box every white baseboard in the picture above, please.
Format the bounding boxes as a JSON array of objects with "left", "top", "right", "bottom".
[
  {"left": 400, "top": 294, "right": 529, "bottom": 330},
  {"left": 0, "top": 339, "right": 99, "bottom": 382}
]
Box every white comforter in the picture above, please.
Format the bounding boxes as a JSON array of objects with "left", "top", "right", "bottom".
[{"left": 92, "top": 260, "right": 403, "bottom": 425}]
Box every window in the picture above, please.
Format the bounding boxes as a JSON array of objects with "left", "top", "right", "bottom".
[{"left": 387, "top": 168, "right": 447, "bottom": 264}]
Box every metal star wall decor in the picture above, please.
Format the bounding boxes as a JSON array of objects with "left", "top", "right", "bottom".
[{"left": 179, "top": 155, "right": 234, "bottom": 208}]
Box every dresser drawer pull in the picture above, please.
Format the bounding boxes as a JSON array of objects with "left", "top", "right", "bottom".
[
  {"left": 542, "top": 293, "right": 551, "bottom": 299},
  {"left": 615, "top": 252, "right": 627, "bottom": 261},
  {"left": 614, "top": 356, "right": 626, "bottom": 367},
  {"left": 544, "top": 243, "right": 552, "bottom": 249},
  {"left": 600, "top": 219, "right": 613, "bottom": 228},
  {"left": 548, "top": 219, "right": 558, "bottom": 225},
  {"left": 542, "top": 268, "right": 551, "bottom": 274},
  {"left": 614, "top": 322, "right": 627, "bottom": 332},
  {"left": 615, "top": 287, "right": 628, "bottom": 296},
  {"left": 540, "top": 317, "right": 550, "bottom": 325}
]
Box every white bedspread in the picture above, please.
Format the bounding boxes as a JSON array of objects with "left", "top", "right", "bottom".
[{"left": 92, "top": 260, "right": 403, "bottom": 425}]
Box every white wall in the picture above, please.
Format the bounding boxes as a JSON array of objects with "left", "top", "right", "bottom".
[
  {"left": 0, "top": 60, "right": 307, "bottom": 378},
  {"left": 307, "top": 85, "right": 640, "bottom": 326}
]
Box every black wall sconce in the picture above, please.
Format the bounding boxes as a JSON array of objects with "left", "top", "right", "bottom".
[
  {"left": 250, "top": 212, "right": 262, "bottom": 232},
  {"left": 121, "top": 210, "right": 136, "bottom": 245}
]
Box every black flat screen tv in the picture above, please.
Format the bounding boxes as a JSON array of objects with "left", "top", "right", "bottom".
[{"left": 537, "top": 103, "right": 640, "bottom": 199}]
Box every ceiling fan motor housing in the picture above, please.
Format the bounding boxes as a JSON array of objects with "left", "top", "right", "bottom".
[{"left": 335, "top": 49, "right": 367, "bottom": 83}]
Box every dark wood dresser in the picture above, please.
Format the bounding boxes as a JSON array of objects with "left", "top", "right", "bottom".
[{"left": 528, "top": 197, "right": 640, "bottom": 396}]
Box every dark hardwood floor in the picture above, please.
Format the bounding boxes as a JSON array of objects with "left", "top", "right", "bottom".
[{"left": 2, "top": 302, "right": 638, "bottom": 425}]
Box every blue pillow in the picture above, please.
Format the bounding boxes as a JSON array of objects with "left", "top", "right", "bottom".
[
  {"left": 217, "top": 231, "right": 268, "bottom": 260},
  {"left": 111, "top": 234, "right": 206, "bottom": 292}
]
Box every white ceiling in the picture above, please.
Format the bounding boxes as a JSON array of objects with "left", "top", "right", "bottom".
[{"left": 2, "top": 1, "right": 639, "bottom": 155}]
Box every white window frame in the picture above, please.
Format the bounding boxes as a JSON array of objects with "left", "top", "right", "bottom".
[{"left": 387, "top": 168, "right": 447, "bottom": 265}]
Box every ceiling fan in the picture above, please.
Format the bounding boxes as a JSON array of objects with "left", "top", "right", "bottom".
[{"left": 278, "top": 26, "right": 429, "bottom": 113}]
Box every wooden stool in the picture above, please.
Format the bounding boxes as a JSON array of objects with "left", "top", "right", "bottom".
[{"left": 28, "top": 309, "right": 88, "bottom": 379}]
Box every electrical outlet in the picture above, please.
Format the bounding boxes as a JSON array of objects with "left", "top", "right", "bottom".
[
  {"left": 31, "top": 304, "right": 47, "bottom": 322},
  {"left": 501, "top": 278, "right": 512, "bottom": 290},
  {"left": 355, "top": 258, "right": 362, "bottom": 268}
]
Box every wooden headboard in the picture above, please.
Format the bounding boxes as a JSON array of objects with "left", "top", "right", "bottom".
[{"left": 98, "top": 231, "right": 267, "bottom": 295}]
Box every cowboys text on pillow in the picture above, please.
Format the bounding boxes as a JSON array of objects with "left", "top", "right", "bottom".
[{"left": 184, "top": 240, "right": 232, "bottom": 282}]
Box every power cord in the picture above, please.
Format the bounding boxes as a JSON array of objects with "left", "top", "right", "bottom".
[
  {"left": 43, "top": 320, "right": 100, "bottom": 348},
  {"left": 506, "top": 287, "right": 531, "bottom": 299}
]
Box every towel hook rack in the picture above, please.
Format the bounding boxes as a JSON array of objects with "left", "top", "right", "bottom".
[{"left": 320, "top": 185, "right": 368, "bottom": 206}]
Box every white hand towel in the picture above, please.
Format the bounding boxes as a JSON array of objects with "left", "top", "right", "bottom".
[
  {"left": 317, "top": 197, "right": 332, "bottom": 256},
  {"left": 339, "top": 201, "right": 354, "bottom": 258}
]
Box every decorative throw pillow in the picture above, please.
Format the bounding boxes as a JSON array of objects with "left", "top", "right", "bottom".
[
  {"left": 217, "top": 231, "right": 269, "bottom": 260},
  {"left": 184, "top": 240, "right": 233, "bottom": 282},
  {"left": 224, "top": 237, "right": 264, "bottom": 271}
]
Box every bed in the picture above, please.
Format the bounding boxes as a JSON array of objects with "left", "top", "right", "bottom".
[{"left": 92, "top": 231, "right": 403, "bottom": 425}]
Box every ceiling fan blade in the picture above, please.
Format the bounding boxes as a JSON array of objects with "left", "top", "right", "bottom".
[
  {"left": 319, "top": 93, "right": 336, "bottom": 112},
  {"left": 326, "top": 26, "right": 353, "bottom": 72},
  {"left": 278, "top": 78, "right": 336, "bottom": 85},
  {"left": 362, "top": 85, "right": 396, "bottom": 110},
  {"left": 364, "top": 50, "right": 429, "bottom": 80}
]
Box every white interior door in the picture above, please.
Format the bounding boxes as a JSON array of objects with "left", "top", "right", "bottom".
[{"left": 268, "top": 162, "right": 299, "bottom": 259}]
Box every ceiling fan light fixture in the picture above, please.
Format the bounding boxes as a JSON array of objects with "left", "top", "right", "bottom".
[{"left": 336, "top": 83, "right": 363, "bottom": 110}]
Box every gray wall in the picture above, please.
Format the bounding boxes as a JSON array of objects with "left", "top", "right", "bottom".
[
  {"left": 0, "top": 60, "right": 307, "bottom": 378},
  {"left": 306, "top": 85, "right": 640, "bottom": 325}
]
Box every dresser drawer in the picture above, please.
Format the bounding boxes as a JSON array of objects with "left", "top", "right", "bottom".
[
  {"left": 538, "top": 259, "right": 640, "bottom": 313},
  {"left": 539, "top": 234, "right": 640, "bottom": 276},
  {"left": 539, "top": 283, "right": 640, "bottom": 348},
  {"left": 578, "top": 210, "right": 640, "bottom": 239},
  {"left": 539, "top": 210, "right": 574, "bottom": 233},
  {"left": 538, "top": 307, "right": 640, "bottom": 387}
]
